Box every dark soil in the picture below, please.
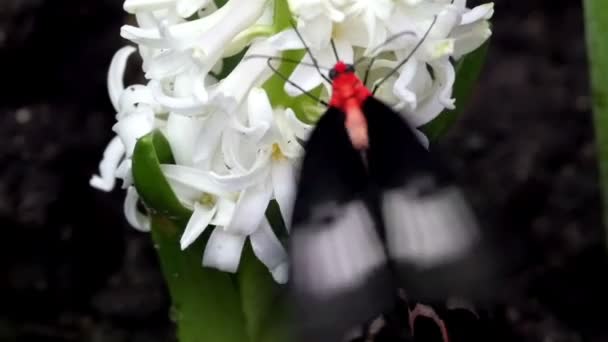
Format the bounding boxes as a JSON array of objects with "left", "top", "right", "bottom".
[{"left": 1, "top": 0, "right": 606, "bottom": 341}]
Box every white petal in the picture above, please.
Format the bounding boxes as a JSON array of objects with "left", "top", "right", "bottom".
[
  {"left": 117, "top": 84, "right": 158, "bottom": 118},
  {"left": 112, "top": 109, "right": 156, "bottom": 157},
  {"left": 123, "top": 0, "right": 174, "bottom": 13},
  {"left": 247, "top": 88, "right": 274, "bottom": 132},
  {"left": 115, "top": 159, "right": 133, "bottom": 189},
  {"left": 192, "top": 111, "right": 226, "bottom": 164},
  {"left": 271, "top": 159, "right": 296, "bottom": 230},
  {"left": 284, "top": 108, "right": 312, "bottom": 140},
  {"left": 181, "top": 202, "right": 217, "bottom": 250},
  {"left": 149, "top": 79, "right": 205, "bottom": 115},
  {"left": 409, "top": 58, "right": 456, "bottom": 126},
  {"left": 414, "top": 129, "right": 430, "bottom": 150},
  {"left": 166, "top": 113, "right": 204, "bottom": 166},
  {"left": 431, "top": 57, "right": 456, "bottom": 109},
  {"left": 209, "top": 149, "right": 272, "bottom": 191},
  {"left": 210, "top": 198, "right": 237, "bottom": 226},
  {"left": 298, "top": 14, "right": 332, "bottom": 50},
  {"left": 145, "top": 50, "right": 193, "bottom": 79},
  {"left": 430, "top": 5, "right": 461, "bottom": 39},
  {"left": 108, "top": 46, "right": 137, "bottom": 112},
  {"left": 177, "top": 0, "right": 210, "bottom": 18},
  {"left": 202, "top": 227, "right": 247, "bottom": 273},
  {"left": 226, "top": 181, "right": 273, "bottom": 235},
  {"left": 90, "top": 136, "right": 126, "bottom": 192},
  {"left": 285, "top": 53, "right": 324, "bottom": 96},
  {"left": 452, "top": 21, "right": 491, "bottom": 59},
  {"left": 160, "top": 164, "right": 234, "bottom": 196},
  {"left": 124, "top": 186, "right": 151, "bottom": 232},
  {"left": 250, "top": 218, "right": 288, "bottom": 283},
  {"left": 216, "top": 40, "right": 277, "bottom": 103},
  {"left": 461, "top": 3, "right": 494, "bottom": 25},
  {"left": 267, "top": 29, "right": 305, "bottom": 51},
  {"left": 392, "top": 57, "right": 419, "bottom": 111}
]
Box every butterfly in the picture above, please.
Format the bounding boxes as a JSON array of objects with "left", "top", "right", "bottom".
[{"left": 281, "top": 19, "right": 506, "bottom": 342}]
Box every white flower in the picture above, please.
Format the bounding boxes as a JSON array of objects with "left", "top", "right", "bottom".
[
  {"left": 93, "top": 0, "right": 493, "bottom": 283},
  {"left": 274, "top": 0, "right": 493, "bottom": 128}
]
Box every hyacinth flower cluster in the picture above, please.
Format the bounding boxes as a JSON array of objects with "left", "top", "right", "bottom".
[{"left": 91, "top": 0, "right": 494, "bottom": 286}]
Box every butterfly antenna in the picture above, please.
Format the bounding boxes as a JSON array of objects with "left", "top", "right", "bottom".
[
  {"left": 371, "top": 16, "right": 438, "bottom": 95},
  {"left": 265, "top": 58, "right": 329, "bottom": 107},
  {"left": 244, "top": 54, "right": 331, "bottom": 70},
  {"left": 290, "top": 20, "right": 333, "bottom": 84},
  {"left": 355, "top": 31, "right": 417, "bottom": 87},
  {"left": 330, "top": 39, "right": 340, "bottom": 62}
]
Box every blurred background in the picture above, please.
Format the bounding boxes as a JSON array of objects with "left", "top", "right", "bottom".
[{"left": 0, "top": 0, "right": 606, "bottom": 341}]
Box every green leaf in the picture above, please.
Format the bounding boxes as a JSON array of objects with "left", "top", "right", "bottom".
[
  {"left": 132, "top": 130, "right": 192, "bottom": 221},
  {"left": 151, "top": 216, "right": 251, "bottom": 342},
  {"left": 421, "top": 41, "right": 490, "bottom": 142},
  {"left": 237, "top": 242, "right": 292, "bottom": 342},
  {"left": 583, "top": 0, "right": 608, "bottom": 247}
]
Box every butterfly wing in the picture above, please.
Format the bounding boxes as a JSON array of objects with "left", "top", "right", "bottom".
[
  {"left": 363, "top": 96, "right": 500, "bottom": 303},
  {"left": 289, "top": 107, "right": 396, "bottom": 342}
]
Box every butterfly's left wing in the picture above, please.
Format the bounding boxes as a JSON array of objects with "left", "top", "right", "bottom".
[
  {"left": 289, "top": 107, "right": 396, "bottom": 342},
  {"left": 363, "top": 96, "right": 501, "bottom": 303}
]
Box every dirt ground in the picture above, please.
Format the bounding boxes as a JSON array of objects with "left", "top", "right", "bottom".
[{"left": 0, "top": 0, "right": 606, "bottom": 341}]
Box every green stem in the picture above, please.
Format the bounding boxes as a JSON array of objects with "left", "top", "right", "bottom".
[{"left": 583, "top": 0, "right": 608, "bottom": 249}]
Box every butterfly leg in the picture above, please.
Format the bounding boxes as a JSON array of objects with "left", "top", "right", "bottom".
[{"left": 409, "top": 303, "right": 450, "bottom": 342}]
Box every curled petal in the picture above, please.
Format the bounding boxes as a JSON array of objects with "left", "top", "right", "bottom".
[
  {"left": 90, "top": 136, "right": 125, "bottom": 192},
  {"left": 226, "top": 181, "right": 273, "bottom": 235},
  {"left": 181, "top": 202, "right": 217, "bottom": 250},
  {"left": 202, "top": 227, "right": 247, "bottom": 273},
  {"left": 108, "top": 46, "right": 137, "bottom": 112},
  {"left": 124, "top": 186, "right": 151, "bottom": 232},
  {"left": 250, "top": 219, "right": 288, "bottom": 283}
]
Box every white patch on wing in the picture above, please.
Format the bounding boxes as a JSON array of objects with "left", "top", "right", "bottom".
[
  {"left": 291, "top": 200, "right": 387, "bottom": 297},
  {"left": 382, "top": 179, "right": 480, "bottom": 269}
]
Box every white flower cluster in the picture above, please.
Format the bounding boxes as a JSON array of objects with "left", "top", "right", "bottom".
[{"left": 91, "top": 0, "right": 493, "bottom": 283}]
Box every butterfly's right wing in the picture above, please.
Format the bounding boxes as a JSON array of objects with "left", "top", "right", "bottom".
[
  {"left": 363, "top": 96, "right": 503, "bottom": 303},
  {"left": 289, "top": 107, "right": 395, "bottom": 342}
]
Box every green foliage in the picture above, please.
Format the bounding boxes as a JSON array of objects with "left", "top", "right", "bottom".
[{"left": 583, "top": 0, "right": 608, "bottom": 247}]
